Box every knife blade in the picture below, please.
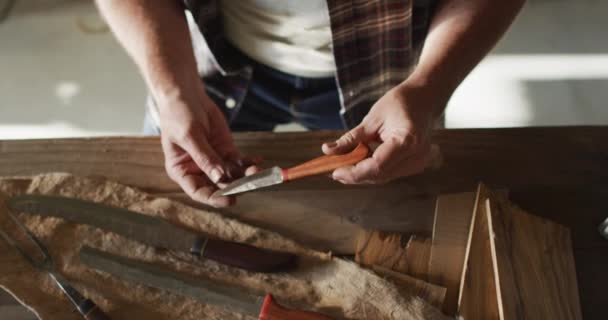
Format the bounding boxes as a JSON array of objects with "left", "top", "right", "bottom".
[
  {"left": 7, "top": 195, "right": 296, "bottom": 273},
  {"left": 79, "top": 246, "right": 335, "bottom": 320},
  {"left": 217, "top": 143, "right": 370, "bottom": 196}
]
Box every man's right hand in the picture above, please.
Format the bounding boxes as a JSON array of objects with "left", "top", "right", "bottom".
[
  {"left": 95, "top": 0, "right": 260, "bottom": 206},
  {"left": 158, "top": 84, "right": 260, "bottom": 207}
]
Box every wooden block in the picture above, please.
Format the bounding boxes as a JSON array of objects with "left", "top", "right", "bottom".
[
  {"left": 427, "top": 192, "right": 476, "bottom": 315},
  {"left": 372, "top": 265, "right": 447, "bottom": 309},
  {"left": 458, "top": 184, "right": 583, "bottom": 320}
]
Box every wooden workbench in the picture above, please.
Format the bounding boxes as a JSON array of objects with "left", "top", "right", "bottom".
[{"left": 1, "top": 127, "right": 607, "bottom": 319}]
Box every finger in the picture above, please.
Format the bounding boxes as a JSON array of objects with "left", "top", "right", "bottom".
[
  {"left": 224, "top": 155, "right": 263, "bottom": 181},
  {"left": 245, "top": 165, "right": 261, "bottom": 176},
  {"left": 181, "top": 134, "right": 225, "bottom": 184},
  {"left": 332, "top": 140, "right": 400, "bottom": 184},
  {"left": 171, "top": 170, "right": 234, "bottom": 208},
  {"left": 322, "top": 125, "right": 371, "bottom": 155},
  {"left": 236, "top": 155, "right": 263, "bottom": 167}
]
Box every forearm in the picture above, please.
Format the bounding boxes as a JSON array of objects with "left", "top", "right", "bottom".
[
  {"left": 404, "top": 0, "right": 526, "bottom": 115},
  {"left": 96, "top": 0, "right": 200, "bottom": 104}
]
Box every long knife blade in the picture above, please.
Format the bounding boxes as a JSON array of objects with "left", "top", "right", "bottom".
[
  {"left": 79, "top": 246, "right": 264, "bottom": 316},
  {"left": 7, "top": 195, "right": 296, "bottom": 273},
  {"left": 79, "top": 246, "right": 336, "bottom": 320},
  {"left": 216, "top": 166, "right": 284, "bottom": 197}
]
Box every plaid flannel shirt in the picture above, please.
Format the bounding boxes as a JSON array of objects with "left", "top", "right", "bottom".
[{"left": 182, "top": 0, "right": 437, "bottom": 128}]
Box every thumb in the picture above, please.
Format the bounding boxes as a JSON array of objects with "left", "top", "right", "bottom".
[{"left": 322, "top": 126, "right": 368, "bottom": 155}]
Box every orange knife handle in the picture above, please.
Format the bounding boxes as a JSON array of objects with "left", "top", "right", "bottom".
[
  {"left": 259, "top": 294, "right": 336, "bottom": 320},
  {"left": 282, "top": 143, "right": 370, "bottom": 182}
]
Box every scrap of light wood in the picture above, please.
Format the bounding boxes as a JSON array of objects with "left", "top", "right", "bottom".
[
  {"left": 372, "top": 265, "right": 447, "bottom": 309},
  {"left": 457, "top": 184, "right": 582, "bottom": 320},
  {"left": 427, "top": 192, "right": 476, "bottom": 315},
  {"left": 355, "top": 230, "right": 433, "bottom": 281},
  {"left": 355, "top": 230, "right": 409, "bottom": 273},
  {"left": 405, "top": 235, "right": 432, "bottom": 281}
]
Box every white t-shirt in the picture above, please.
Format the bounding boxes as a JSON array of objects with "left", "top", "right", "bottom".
[{"left": 220, "top": 0, "right": 336, "bottom": 78}]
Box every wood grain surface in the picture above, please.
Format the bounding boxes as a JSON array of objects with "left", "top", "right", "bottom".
[
  {"left": 428, "top": 192, "right": 476, "bottom": 315},
  {"left": 1, "top": 127, "right": 607, "bottom": 318},
  {"left": 457, "top": 186, "right": 500, "bottom": 319},
  {"left": 458, "top": 185, "right": 582, "bottom": 320},
  {"left": 488, "top": 190, "right": 582, "bottom": 320}
]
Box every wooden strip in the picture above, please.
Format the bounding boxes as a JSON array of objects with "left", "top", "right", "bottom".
[
  {"left": 427, "top": 192, "right": 476, "bottom": 315},
  {"left": 488, "top": 190, "right": 583, "bottom": 320},
  {"left": 372, "top": 265, "right": 447, "bottom": 309},
  {"left": 457, "top": 184, "right": 500, "bottom": 319}
]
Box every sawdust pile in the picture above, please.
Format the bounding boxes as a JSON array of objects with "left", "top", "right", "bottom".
[{"left": 0, "top": 174, "right": 447, "bottom": 320}]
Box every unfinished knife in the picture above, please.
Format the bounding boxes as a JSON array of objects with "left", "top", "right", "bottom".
[
  {"left": 0, "top": 212, "right": 110, "bottom": 320},
  {"left": 79, "top": 246, "right": 335, "bottom": 320},
  {"left": 8, "top": 195, "right": 296, "bottom": 273},
  {"left": 217, "top": 143, "right": 370, "bottom": 196}
]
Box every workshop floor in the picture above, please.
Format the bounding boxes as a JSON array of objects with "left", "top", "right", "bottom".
[{"left": 1, "top": 0, "right": 607, "bottom": 139}]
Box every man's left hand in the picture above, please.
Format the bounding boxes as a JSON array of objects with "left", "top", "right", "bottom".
[{"left": 322, "top": 82, "right": 443, "bottom": 184}]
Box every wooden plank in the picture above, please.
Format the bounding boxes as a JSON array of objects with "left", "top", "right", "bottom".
[
  {"left": 372, "top": 265, "right": 447, "bottom": 309},
  {"left": 3, "top": 127, "right": 608, "bottom": 194},
  {"left": 457, "top": 185, "right": 500, "bottom": 319},
  {"left": 488, "top": 190, "right": 582, "bottom": 320},
  {"left": 427, "top": 192, "right": 476, "bottom": 315}
]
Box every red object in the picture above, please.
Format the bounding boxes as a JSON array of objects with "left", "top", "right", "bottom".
[
  {"left": 259, "top": 294, "right": 335, "bottom": 320},
  {"left": 282, "top": 143, "right": 370, "bottom": 182}
]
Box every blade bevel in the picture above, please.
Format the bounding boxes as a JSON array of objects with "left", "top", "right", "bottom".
[
  {"left": 217, "top": 166, "right": 284, "bottom": 196},
  {"left": 79, "top": 246, "right": 263, "bottom": 316},
  {"left": 7, "top": 195, "right": 198, "bottom": 253}
]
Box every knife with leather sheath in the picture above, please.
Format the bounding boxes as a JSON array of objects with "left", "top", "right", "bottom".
[
  {"left": 217, "top": 143, "right": 370, "bottom": 197},
  {"left": 79, "top": 246, "right": 335, "bottom": 320},
  {"left": 7, "top": 195, "right": 296, "bottom": 273}
]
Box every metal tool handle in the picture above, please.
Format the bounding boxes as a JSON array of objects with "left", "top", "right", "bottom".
[
  {"left": 50, "top": 274, "right": 111, "bottom": 320},
  {"left": 283, "top": 143, "right": 370, "bottom": 181},
  {"left": 259, "top": 294, "right": 335, "bottom": 320},
  {"left": 80, "top": 299, "right": 111, "bottom": 320}
]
